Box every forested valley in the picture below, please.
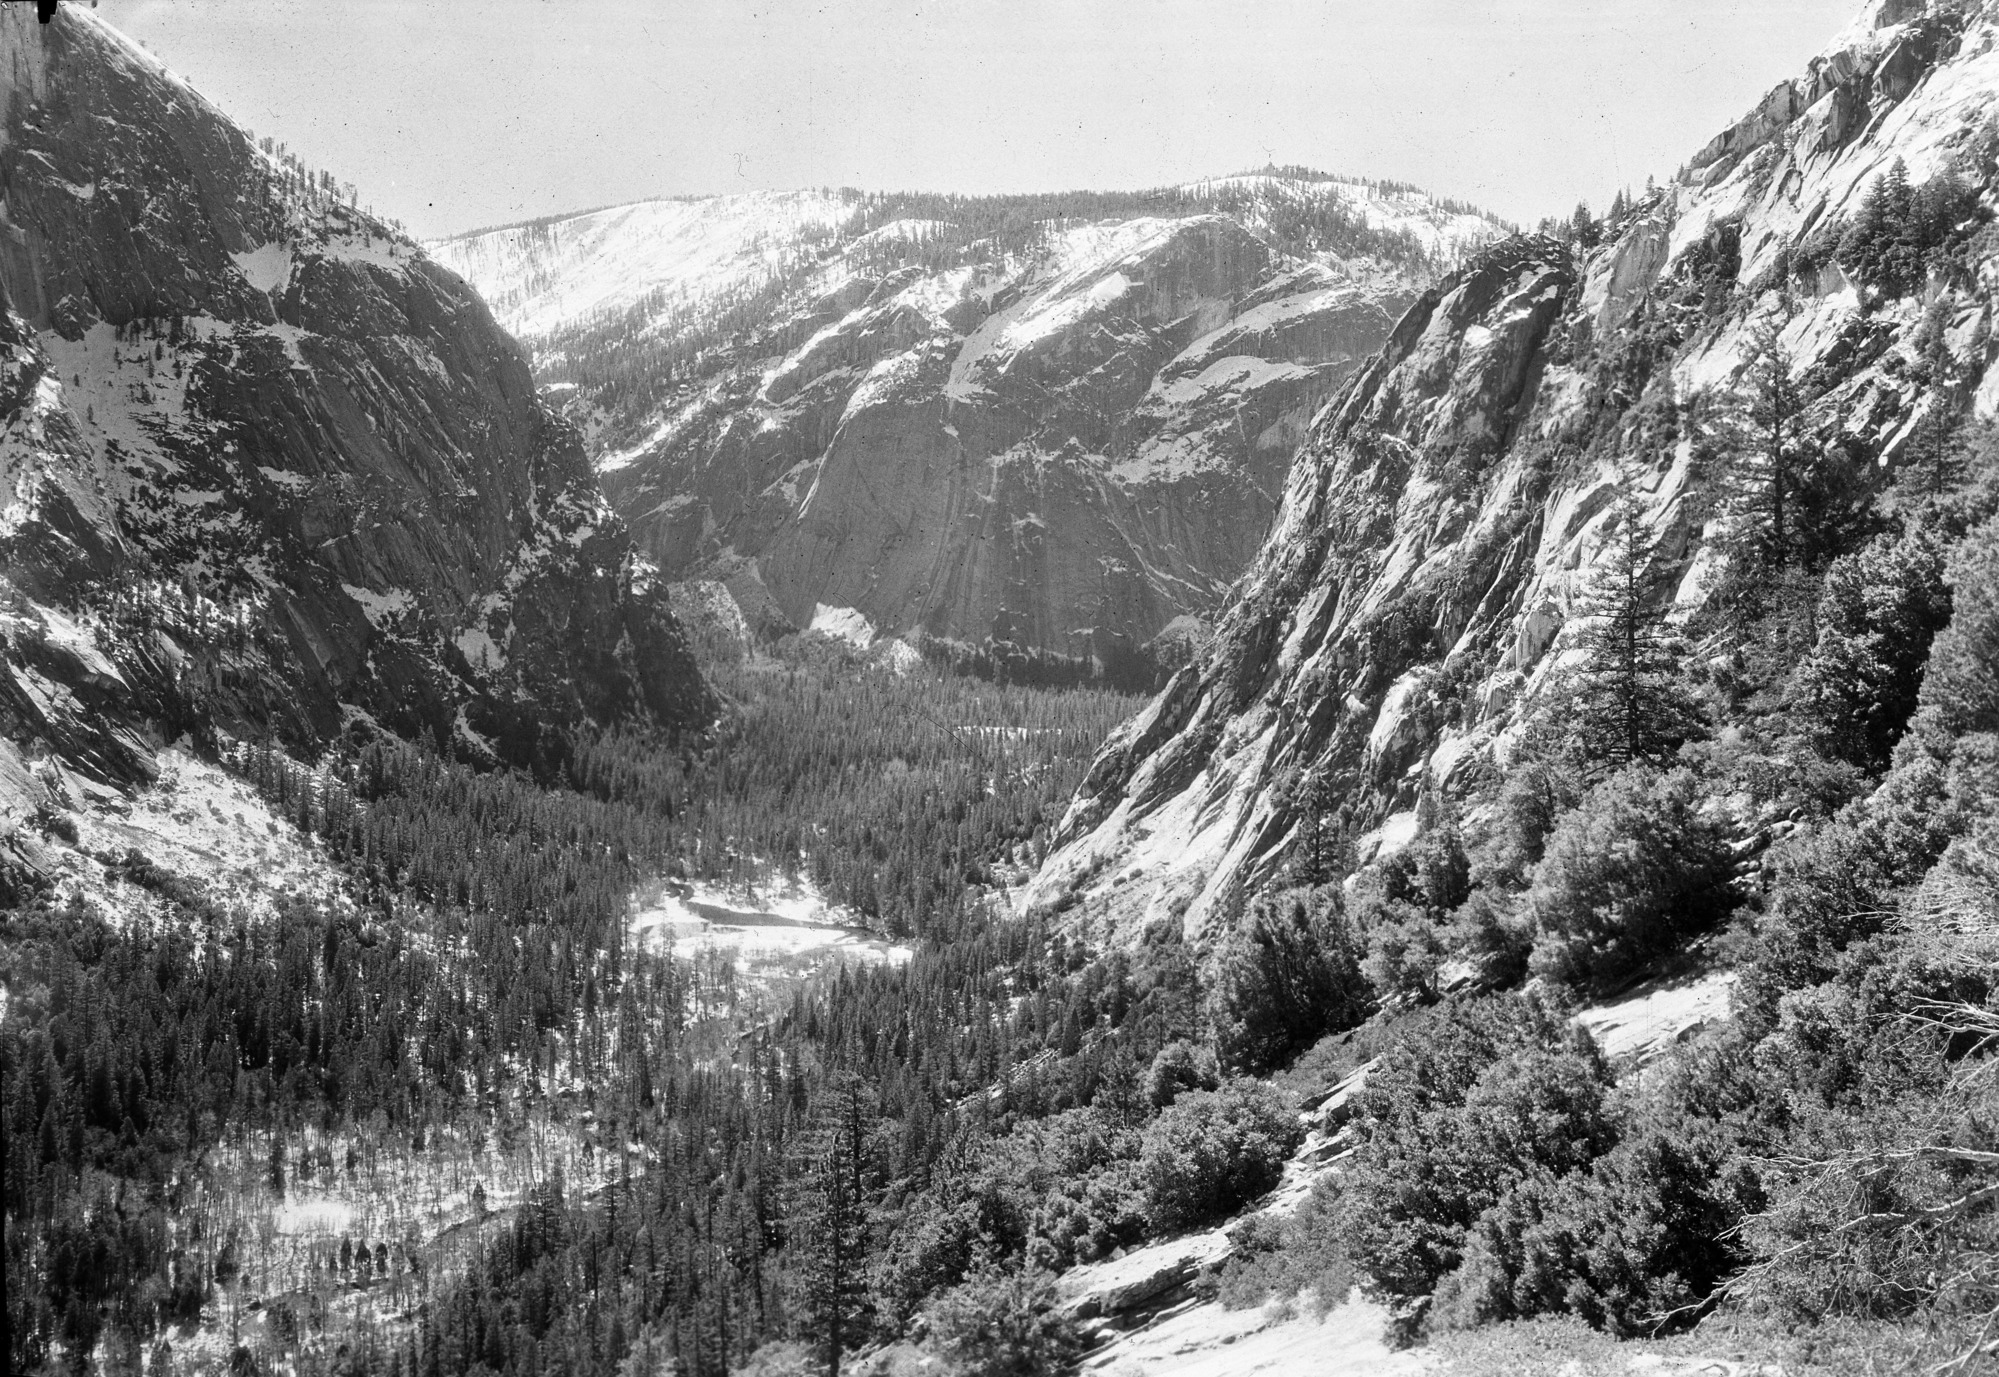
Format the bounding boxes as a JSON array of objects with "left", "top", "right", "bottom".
[
  {"left": 2, "top": 635, "right": 1165, "bottom": 1377},
  {"left": 15, "top": 359, "right": 1999, "bottom": 1374}
]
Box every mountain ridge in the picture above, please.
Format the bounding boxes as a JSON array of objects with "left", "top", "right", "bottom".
[{"left": 432, "top": 174, "right": 1514, "bottom": 677}]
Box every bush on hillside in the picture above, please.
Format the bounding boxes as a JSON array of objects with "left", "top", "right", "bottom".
[
  {"left": 1432, "top": 1118, "right": 1758, "bottom": 1336},
  {"left": 1475, "top": 758, "right": 1585, "bottom": 887},
  {"left": 1140, "top": 1079, "right": 1302, "bottom": 1233},
  {"left": 1740, "top": 970, "right": 1996, "bottom": 1327},
  {"left": 1334, "top": 1007, "right": 1614, "bottom": 1302},
  {"left": 920, "top": 1269, "right": 1080, "bottom": 1377},
  {"left": 1144, "top": 1039, "right": 1220, "bottom": 1108},
  {"left": 1907, "top": 512, "right": 1999, "bottom": 748},
  {"left": 1206, "top": 885, "right": 1371, "bottom": 1074},
  {"left": 1444, "top": 889, "right": 1534, "bottom": 989},
  {"left": 1348, "top": 813, "right": 1474, "bottom": 1002},
  {"left": 1526, "top": 767, "right": 1736, "bottom": 991},
  {"left": 732, "top": 1341, "right": 813, "bottom": 1377}
]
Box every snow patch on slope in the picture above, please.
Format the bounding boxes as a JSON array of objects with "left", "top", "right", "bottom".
[
  {"left": 431, "top": 190, "right": 852, "bottom": 339},
  {"left": 52, "top": 746, "right": 352, "bottom": 930},
  {"left": 342, "top": 582, "right": 416, "bottom": 628},
  {"left": 1079, "top": 1290, "right": 1432, "bottom": 1377},
  {"left": 231, "top": 241, "right": 293, "bottom": 295}
]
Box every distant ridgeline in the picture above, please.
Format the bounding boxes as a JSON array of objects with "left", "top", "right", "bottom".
[
  {"left": 506, "top": 173, "right": 1501, "bottom": 396},
  {"left": 434, "top": 172, "right": 1515, "bottom": 676}
]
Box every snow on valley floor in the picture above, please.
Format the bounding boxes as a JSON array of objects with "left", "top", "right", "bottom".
[{"left": 627, "top": 874, "right": 913, "bottom": 973}]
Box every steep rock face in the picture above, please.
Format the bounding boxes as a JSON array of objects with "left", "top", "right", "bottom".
[
  {"left": 1026, "top": 0, "right": 1999, "bottom": 943},
  {"left": 435, "top": 182, "right": 1509, "bottom": 668},
  {"left": 0, "top": 7, "right": 708, "bottom": 816}
]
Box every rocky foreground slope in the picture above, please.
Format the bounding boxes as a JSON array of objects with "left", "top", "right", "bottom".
[
  {"left": 434, "top": 179, "right": 1509, "bottom": 675},
  {"left": 1026, "top": 0, "right": 1999, "bottom": 940},
  {"left": 0, "top": 5, "right": 708, "bottom": 872}
]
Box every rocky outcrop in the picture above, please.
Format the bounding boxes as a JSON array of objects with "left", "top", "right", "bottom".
[
  {"left": 0, "top": 5, "right": 709, "bottom": 821},
  {"left": 1026, "top": 0, "right": 1999, "bottom": 944},
  {"left": 435, "top": 181, "right": 1510, "bottom": 670}
]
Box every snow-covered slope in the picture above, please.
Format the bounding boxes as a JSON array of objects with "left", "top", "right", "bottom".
[
  {"left": 0, "top": 2, "right": 710, "bottom": 867},
  {"left": 433, "top": 177, "right": 1511, "bottom": 673},
  {"left": 439, "top": 190, "right": 853, "bottom": 340},
  {"left": 1025, "top": 0, "right": 1999, "bottom": 940}
]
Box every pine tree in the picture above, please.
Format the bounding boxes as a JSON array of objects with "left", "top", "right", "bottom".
[
  {"left": 1570, "top": 495, "right": 1703, "bottom": 769},
  {"left": 1904, "top": 307, "right": 1970, "bottom": 497},
  {"left": 788, "top": 1075, "right": 877, "bottom": 1377},
  {"left": 1735, "top": 318, "right": 1814, "bottom": 568},
  {"left": 1571, "top": 200, "right": 1601, "bottom": 250}
]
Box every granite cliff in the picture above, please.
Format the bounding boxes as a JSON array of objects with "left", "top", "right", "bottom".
[
  {"left": 0, "top": 7, "right": 709, "bottom": 873},
  {"left": 1026, "top": 0, "right": 1999, "bottom": 941}
]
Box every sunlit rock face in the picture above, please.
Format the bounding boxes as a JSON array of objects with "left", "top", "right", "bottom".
[
  {"left": 434, "top": 179, "right": 1510, "bottom": 669},
  {"left": 1026, "top": 0, "right": 1999, "bottom": 944},
  {"left": 0, "top": 4, "right": 709, "bottom": 825}
]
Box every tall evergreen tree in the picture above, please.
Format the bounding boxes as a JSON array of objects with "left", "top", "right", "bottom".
[
  {"left": 1733, "top": 318, "right": 1815, "bottom": 568},
  {"left": 1570, "top": 495, "right": 1702, "bottom": 769},
  {"left": 1904, "top": 306, "right": 1970, "bottom": 498},
  {"left": 788, "top": 1075, "right": 878, "bottom": 1377}
]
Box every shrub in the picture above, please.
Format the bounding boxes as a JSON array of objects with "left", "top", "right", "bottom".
[
  {"left": 1734, "top": 816, "right": 1895, "bottom": 1021},
  {"left": 1742, "top": 1086, "right": 1999, "bottom": 1327},
  {"left": 1789, "top": 527, "right": 1952, "bottom": 771},
  {"left": 1023, "top": 1154, "right": 1147, "bottom": 1272},
  {"left": 1141, "top": 1079, "right": 1302, "bottom": 1232},
  {"left": 1206, "top": 885, "right": 1371, "bottom": 1073},
  {"left": 1526, "top": 767, "right": 1735, "bottom": 991},
  {"left": 1144, "top": 1039, "right": 1219, "bottom": 1108},
  {"left": 615, "top": 1326, "right": 680, "bottom": 1377},
  {"left": 1348, "top": 815, "right": 1473, "bottom": 1003},
  {"left": 875, "top": 1107, "right": 1146, "bottom": 1322},
  {"left": 1476, "top": 758, "right": 1584, "bottom": 887},
  {"left": 921, "top": 1269, "right": 1080, "bottom": 1377},
  {"left": 1737, "top": 741, "right": 1984, "bottom": 1020},
  {"left": 1433, "top": 1118, "right": 1757, "bottom": 1337},
  {"left": 1444, "top": 889, "right": 1533, "bottom": 989},
  {"left": 1334, "top": 999, "right": 1611, "bottom": 1301},
  {"left": 1907, "top": 511, "right": 1999, "bottom": 747},
  {"left": 1216, "top": 1178, "right": 1355, "bottom": 1311},
  {"left": 1337, "top": 1045, "right": 1615, "bottom": 1301},
  {"left": 1358, "top": 911, "right": 1445, "bottom": 1005}
]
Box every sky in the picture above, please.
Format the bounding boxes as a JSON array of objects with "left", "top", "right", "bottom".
[{"left": 92, "top": 0, "right": 1863, "bottom": 241}]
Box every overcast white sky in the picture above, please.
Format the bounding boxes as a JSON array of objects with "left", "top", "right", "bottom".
[{"left": 94, "top": 0, "right": 1861, "bottom": 240}]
